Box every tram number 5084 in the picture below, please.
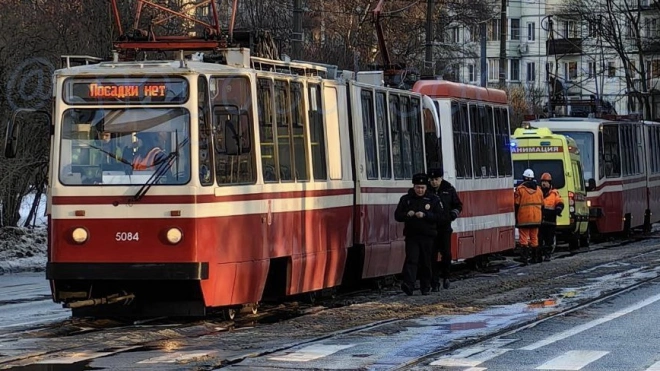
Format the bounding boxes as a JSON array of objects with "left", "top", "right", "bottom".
[{"left": 116, "top": 232, "right": 140, "bottom": 241}]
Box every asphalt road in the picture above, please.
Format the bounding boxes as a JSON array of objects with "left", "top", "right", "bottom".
[
  {"left": 411, "top": 277, "right": 660, "bottom": 370},
  {"left": 0, "top": 273, "right": 68, "bottom": 334}
]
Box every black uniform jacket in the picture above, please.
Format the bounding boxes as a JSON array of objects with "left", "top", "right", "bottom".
[
  {"left": 430, "top": 180, "right": 463, "bottom": 230},
  {"left": 394, "top": 189, "right": 451, "bottom": 238}
]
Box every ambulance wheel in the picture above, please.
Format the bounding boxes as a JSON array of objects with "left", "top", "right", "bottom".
[{"left": 579, "top": 228, "right": 590, "bottom": 248}]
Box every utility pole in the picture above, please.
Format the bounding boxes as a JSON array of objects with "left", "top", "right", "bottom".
[
  {"left": 481, "top": 21, "right": 487, "bottom": 87},
  {"left": 292, "top": 0, "right": 303, "bottom": 59},
  {"left": 424, "top": 0, "right": 435, "bottom": 78},
  {"left": 499, "top": 0, "right": 507, "bottom": 87}
]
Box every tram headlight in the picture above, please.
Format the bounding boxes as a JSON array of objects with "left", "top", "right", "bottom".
[
  {"left": 71, "top": 227, "right": 88, "bottom": 244},
  {"left": 166, "top": 228, "right": 183, "bottom": 244},
  {"left": 587, "top": 200, "right": 592, "bottom": 207}
]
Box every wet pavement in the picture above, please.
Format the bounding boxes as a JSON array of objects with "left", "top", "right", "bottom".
[{"left": 3, "top": 241, "right": 660, "bottom": 370}]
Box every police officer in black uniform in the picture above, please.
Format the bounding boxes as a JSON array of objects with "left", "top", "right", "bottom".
[
  {"left": 427, "top": 167, "right": 463, "bottom": 291},
  {"left": 394, "top": 173, "right": 450, "bottom": 296}
]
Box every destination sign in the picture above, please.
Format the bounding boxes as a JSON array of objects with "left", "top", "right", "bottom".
[
  {"left": 512, "top": 146, "right": 563, "bottom": 153},
  {"left": 64, "top": 77, "right": 189, "bottom": 104}
]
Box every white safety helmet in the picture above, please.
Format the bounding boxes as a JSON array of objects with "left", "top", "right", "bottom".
[{"left": 522, "top": 169, "right": 535, "bottom": 179}]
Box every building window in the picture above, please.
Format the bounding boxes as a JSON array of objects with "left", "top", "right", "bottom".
[
  {"left": 565, "top": 61, "right": 578, "bottom": 80},
  {"left": 448, "top": 26, "right": 460, "bottom": 43},
  {"left": 488, "top": 58, "right": 499, "bottom": 80},
  {"left": 588, "top": 22, "right": 598, "bottom": 38},
  {"left": 511, "top": 19, "right": 520, "bottom": 40},
  {"left": 527, "top": 22, "right": 536, "bottom": 41},
  {"left": 468, "top": 64, "right": 475, "bottom": 82},
  {"left": 527, "top": 62, "right": 536, "bottom": 82},
  {"left": 510, "top": 59, "right": 520, "bottom": 81},
  {"left": 488, "top": 19, "right": 501, "bottom": 41},
  {"left": 588, "top": 62, "right": 596, "bottom": 78},
  {"left": 563, "top": 20, "right": 580, "bottom": 38},
  {"left": 608, "top": 61, "right": 616, "bottom": 77}
]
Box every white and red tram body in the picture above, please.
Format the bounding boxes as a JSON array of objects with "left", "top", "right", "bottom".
[
  {"left": 643, "top": 120, "right": 660, "bottom": 230},
  {"left": 43, "top": 50, "right": 448, "bottom": 316},
  {"left": 48, "top": 52, "right": 360, "bottom": 316},
  {"left": 412, "top": 81, "right": 515, "bottom": 260},
  {"left": 524, "top": 117, "right": 660, "bottom": 234},
  {"left": 39, "top": 49, "right": 517, "bottom": 316}
]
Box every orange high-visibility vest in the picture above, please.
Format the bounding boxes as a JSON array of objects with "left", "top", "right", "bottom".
[
  {"left": 514, "top": 184, "right": 543, "bottom": 227},
  {"left": 132, "top": 147, "right": 163, "bottom": 170}
]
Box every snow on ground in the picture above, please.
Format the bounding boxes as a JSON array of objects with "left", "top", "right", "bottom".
[{"left": 0, "top": 193, "right": 47, "bottom": 275}]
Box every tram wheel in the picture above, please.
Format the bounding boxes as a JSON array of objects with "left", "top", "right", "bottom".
[
  {"left": 251, "top": 303, "right": 258, "bottom": 315},
  {"left": 224, "top": 308, "right": 236, "bottom": 321}
]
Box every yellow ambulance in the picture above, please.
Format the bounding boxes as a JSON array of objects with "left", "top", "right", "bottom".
[{"left": 511, "top": 127, "right": 590, "bottom": 249}]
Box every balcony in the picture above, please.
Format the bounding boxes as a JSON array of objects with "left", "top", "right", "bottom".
[{"left": 547, "top": 38, "right": 582, "bottom": 55}]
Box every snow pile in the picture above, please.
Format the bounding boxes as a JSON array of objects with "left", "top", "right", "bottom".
[
  {"left": 0, "top": 226, "right": 47, "bottom": 274},
  {"left": 0, "top": 193, "right": 48, "bottom": 275}
]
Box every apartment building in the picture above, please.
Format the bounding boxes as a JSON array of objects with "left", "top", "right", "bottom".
[{"left": 446, "top": 0, "right": 660, "bottom": 117}]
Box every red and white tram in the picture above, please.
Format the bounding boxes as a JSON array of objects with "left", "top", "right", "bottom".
[
  {"left": 412, "top": 81, "right": 515, "bottom": 262},
  {"left": 4, "top": 49, "right": 516, "bottom": 317},
  {"left": 523, "top": 116, "right": 660, "bottom": 235}
]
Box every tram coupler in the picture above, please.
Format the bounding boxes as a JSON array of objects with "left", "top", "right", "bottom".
[{"left": 64, "top": 293, "right": 136, "bottom": 309}]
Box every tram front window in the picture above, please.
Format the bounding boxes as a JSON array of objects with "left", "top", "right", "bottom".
[{"left": 59, "top": 108, "right": 191, "bottom": 186}]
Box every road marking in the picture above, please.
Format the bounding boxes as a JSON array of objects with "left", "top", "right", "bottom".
[
  {"left": 646, "top": 360, "right": 660, "bottom": 371},
  {"left": 521, "top": 292, "right": 660, "bottom": 350},
  {"left": 34, "top": 347, "right": 140, "bottom": 364},
  {"left": 35, "top": 352, "right": 114, "bottom": 364},
  {"left": 268, "top": 344, "right": 355, "bottom": 362},
  {"left": 430, "top": 348, "right": 512, "bottom": 367},
  {"left": 536, "top": 350, "right": 609, "bottom": 370},
  {"left": 137, "top": 351, "right": 217, "bottom": 364}
]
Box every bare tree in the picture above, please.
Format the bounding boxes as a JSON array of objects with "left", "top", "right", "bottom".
[{"left": 558, "top": 0, "right": 660, "bottom": 119}]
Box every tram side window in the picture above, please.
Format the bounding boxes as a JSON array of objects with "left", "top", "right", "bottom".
[
  {"left": 399, "top": 96, "right": 413, "bottom": 179},
  {"left": 375, "top": 92, "right": 392, "bottom": 179},
  {"left": 469, "top": 104, "right": 484, "bottom": 177},
  {"left": 275, "top": 80, "right": 294, "bottom": 181},
  {"left": 452, "top": 102, "right": 472, "bottom": 178},
  {"left": 198, "top": 76, "right": 214, "bottom": 186},
  {"left": 601, "top": 125, "right": 620, "bottom": 177},
  {"left": 361, "top": 90, "right": 378, "bottom": 179},
  {"left": 308, "top": 84, "right": 327, "bottom": 180},
  {"left": 652, "top": 127, "right": 660, "bottom": 174},
  {"left": 636, "top": 125, "right": 644, "bottom": 175},
  {"left": 619, "top": 125, "right": 638, "bottom": 176},
  {"left": 494, "top": 107, "right": 512, "bottom": 176},
  {"left": 212, "top": 76, "right": 255, "bottom": 185},
  {"left": 481, "top": 105, "right": 497, "bottom": 177},
  {"left": 291, "top": 82, "right": 309, "bottom": 181},
  {"left": 410, "top": 98, "right": 425, "bottom": 174},
  {"left": 424, "top": 103, "right": 442, "bottom": 171},
  {"left": 257, "top": 78, "right": 278, "bottom": 182},
  {"left": 390, "top": 94, "right": 404, "bottom": 179}
]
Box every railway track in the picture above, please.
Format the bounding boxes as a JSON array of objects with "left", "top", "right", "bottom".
[{"left": 1, "top": 229, "right": 656, "bottom": 369}]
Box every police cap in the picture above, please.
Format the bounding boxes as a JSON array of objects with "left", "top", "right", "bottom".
[
  {"left": 428, "top": 168, "right": 444, "bottom": 178},
  {"left": 412, "top": 173, "right": 428, "bottom": 185}
]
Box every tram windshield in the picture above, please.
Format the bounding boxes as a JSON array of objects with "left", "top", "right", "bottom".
[
  {"left": 553, "top": 131, "right": 595, "bottom": 181},
  {"left": 58, "top": 108, "right": 191, "bottom": 186}
]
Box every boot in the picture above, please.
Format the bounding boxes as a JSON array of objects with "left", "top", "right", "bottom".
[
  {"left": 543, "top": 245, "right": 552, "bottom": 261},
  {"left": 520, "top": 246, "right": 529, "bottom": 266},
  {"left": 443, "top": 278, "right": 450, "bottom": 289},
  {"left": 533, "top": 248, "right": 542, "bottom": 264}
]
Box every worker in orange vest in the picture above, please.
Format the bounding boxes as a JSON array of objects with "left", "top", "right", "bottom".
[
  {"left": 514, "top": 169, "right": 544, "bottom": 265},
  {"left": 539, "top": 172, "right": 564, "bottom": 262}
]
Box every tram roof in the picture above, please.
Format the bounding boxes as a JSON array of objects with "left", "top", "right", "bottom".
[{"left": 411, "top": 80, "right": 507, "bottom": 104}]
